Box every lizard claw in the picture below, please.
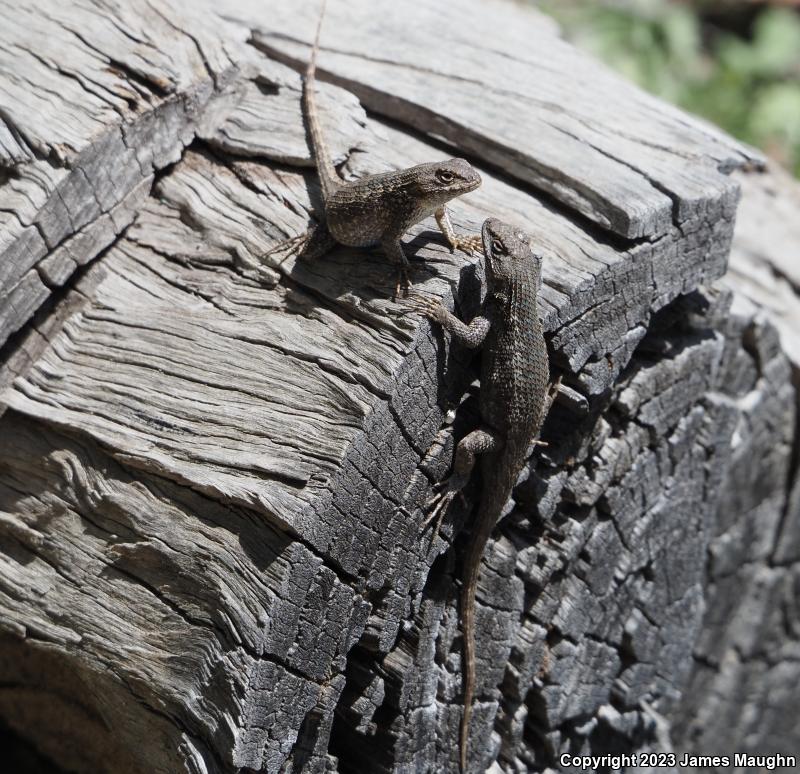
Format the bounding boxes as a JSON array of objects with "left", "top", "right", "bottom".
[
  {"left": 451, "top": 234, "right": 483, "bottom": 255},
  {"left": 393, "top": 265, "right": 412, "bottom": 300},
  {"left": 423, "top": 477, "right": 467, "bottom": 543},
  {"left": 261, "top": 232, "right": 310, "bottom": 260},
  {"left": 423, "top": 489, "right": 456, "bottom": 544},
  {"left": 400, "top": 293, "right": 447, "bottom": 323}
]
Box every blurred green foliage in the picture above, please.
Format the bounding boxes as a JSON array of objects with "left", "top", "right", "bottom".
[{"left": 538, "top": 1, "right": 800, "bottom": 177}]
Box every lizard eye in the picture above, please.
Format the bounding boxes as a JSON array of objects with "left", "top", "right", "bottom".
[
  {"left": 436, "top": 170, "right": 455, "bottom": 184},
  {"left": 491, "top": 238, "right": 505, "bottom": 254}
]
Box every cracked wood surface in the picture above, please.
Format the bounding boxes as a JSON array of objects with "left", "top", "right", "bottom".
[
  {"left": 725, "top": 164, "right": 800, "bottom": 368},
  {"left": 0, "top": 1, "right": 798, "bottom": 773},
  {"left": 0, "top": 0, "right": 245, "bottom": 348}
]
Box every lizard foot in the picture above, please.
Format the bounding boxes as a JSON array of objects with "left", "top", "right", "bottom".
[
  {"left": 424, "top": 489, "right": 458, "bottom": 544},
  {"left": 423, "top": 476, "right": 468, "bottom": 543},
  {"left": 261, "top": 231, "right": 310, "bottom": 260},
  {"left": 392, "top": 265, "right": 412, "bottom": 300},
  {"left": 450, "top": 233, "right": 483, "bottom": 255},
  {"left": 400, "top": 292, "right": 449, "bottom": 325}
]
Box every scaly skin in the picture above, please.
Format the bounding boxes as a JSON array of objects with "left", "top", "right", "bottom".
[
  {"left": 408, "top": 218, "right": 551, "bottom": 772},
  {"left": 301, "top": 0, "right": 483, "bottom": 293}
]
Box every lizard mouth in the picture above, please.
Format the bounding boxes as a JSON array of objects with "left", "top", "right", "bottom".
[
  {"left": 464, "top": 173, "right": 482, "bottom": 193},
  {"left": 444, "top": 176, "right": 481, "bottom": 197}
]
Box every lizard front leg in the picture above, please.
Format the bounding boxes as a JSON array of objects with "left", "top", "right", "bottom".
[
  {"left": 404, "top": 294, "right": 490, "bottom": 349},
  {"left": 435, "top": 207, "right": 483, "bottom": 255},
  {"left": 426, "top": 427, "right": 501, "bottom": 541}
]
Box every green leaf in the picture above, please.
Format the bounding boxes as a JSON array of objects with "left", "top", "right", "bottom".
[
  {"left": 749, "top": 8, "right": 800, "bottom": 78},
  {"left": 750, "top": 84, "right": 800, "bottom": 145},
  {"left": 660, "top": 7, "right": 701, "bottom": 65}
]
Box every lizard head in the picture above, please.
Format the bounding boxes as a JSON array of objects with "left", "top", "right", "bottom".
[
  {"left": 482, "top": 218, "right": 543, "bottom": 292},
  {"left": 410, "top": 158, "right": 482, "bottom": 203}
]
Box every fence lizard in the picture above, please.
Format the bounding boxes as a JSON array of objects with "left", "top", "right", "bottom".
[
  {"left": 408, "top": 218, "right": 553, "bottom": 772},
  {"left": 280, "top": 0, "right": 483, "bottom": 295}
]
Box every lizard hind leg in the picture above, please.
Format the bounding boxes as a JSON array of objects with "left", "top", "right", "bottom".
[
  {"left": 424, "top": 427, "right": 501, "bottom": 543},
  {"left": 259, "top": 222, "right": 336, "bottom": 266},
  {"left": 298, "top": 221, "right": 338, "bottom": 259}
]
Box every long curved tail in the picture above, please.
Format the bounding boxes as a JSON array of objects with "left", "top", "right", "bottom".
[
  {"left": 304, "top": 0, "right": 338, "bottom": 200},
  {"left": 459, "top": 542, "right": 479, "bottom": 772},
  {"left": 459, "top": 515, "right": 497, "bottom": 772},
  {"left": 459, "top": 452, "right": 522, "bottom": 772}
]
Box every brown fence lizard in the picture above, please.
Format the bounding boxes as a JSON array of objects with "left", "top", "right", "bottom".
[
  {"left": 408, "top": 218, "right": 554, "bottom": 771},
  {"left": 290, "top": 0, "right": 483, "bottom": 295}
]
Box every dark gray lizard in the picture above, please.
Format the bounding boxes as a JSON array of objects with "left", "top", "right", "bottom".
[
  {"left": 289, "top": 0, "right": 483, "bottom": 294},
  {"left": 408, "top": 218, "right": 553, "bottom": 772}
]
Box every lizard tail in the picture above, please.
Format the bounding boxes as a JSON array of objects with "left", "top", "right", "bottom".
[
  {"left": 459, "top": 552, "right": 479, "bottom": 773},
  {"left": 459, "top": 517, "right": 496, "bottom": 773},
  {"left": 459, "top": 461, "right": 518, "bottom": 772},
  {"left": 304, "top": 0, "right": 339, "bottom": 200}
]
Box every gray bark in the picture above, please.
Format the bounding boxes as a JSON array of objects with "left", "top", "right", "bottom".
[{"left": 0, "top": 1, "right": 797, "bottom": 773}]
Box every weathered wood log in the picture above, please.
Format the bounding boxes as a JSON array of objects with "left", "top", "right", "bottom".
[
  {"left": 674, "top": 163, "right": 800, "bottom": 761},
  {"left": 0, "top": 1, "right": 798, "bottom": 772}
]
